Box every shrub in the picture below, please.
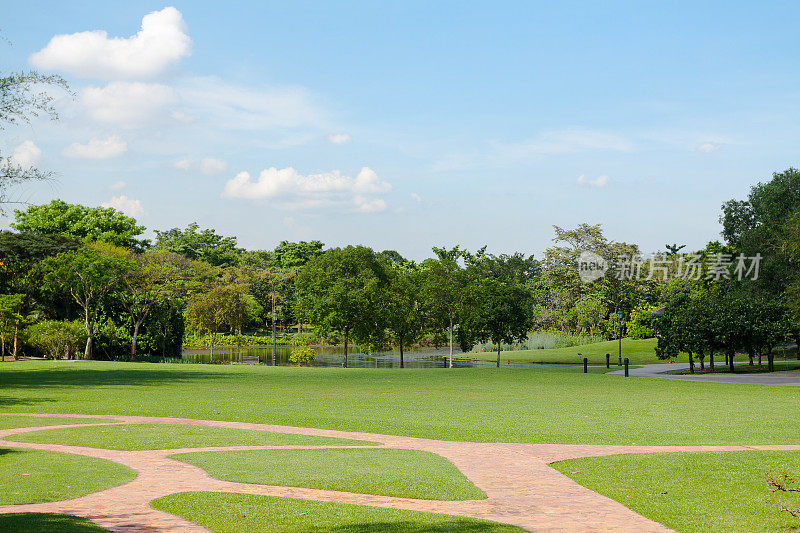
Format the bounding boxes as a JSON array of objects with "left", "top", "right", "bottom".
[
  {"left": 289, "top": 346, "right": 317, "bottom": 366},
  {"left": 627, "top": 304, "right": 658, "bottom": 339},
  {"left": 25, "top": 320, "right": 87, "bottom": 359}
]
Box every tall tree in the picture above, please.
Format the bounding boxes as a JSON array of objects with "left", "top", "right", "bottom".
[
  {"left": 421, "top": 246, "right": 465, "bottom": 368},
  {"left": 154, "top": 222, "right": 241, "bottom": 266},
  {"left": 41, "top": 244, "right": 125, "bottom": 359},
  {"left": 384, "top": 263, "right": 426, "bottom": 368},
  {"left": 12, "top": 200, "right": 147, "bottom": 250},
  {"left": 295, "top": 246, "right": 388, "bottom": 367}
]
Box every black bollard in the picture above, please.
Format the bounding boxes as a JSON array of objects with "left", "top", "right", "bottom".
[
  {"left": 583, "top": 357, "right": 588, "bottom": 373},
  {"left": 624, "top": 357, "right": 629, "bottom": 377},
  {"left": 606, "top": 353, "right": 610, "bottom": 369},
  {"left": 768, "top": 353, "right": 774, "bottom": 372}
]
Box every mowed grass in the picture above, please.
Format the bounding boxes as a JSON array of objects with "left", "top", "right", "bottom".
[
  {"left": 2, "top": 361, "right": 800, "bottom": 445},
  {"left": 151, "top": 492, "right": 525, "bottom": 533},
  {"left": 459, "top": 338, "right": 675, "bottom": 364},
  {"left": 552, "top": 451, "right": 800, "bottom": 533},
  {"left": 6, "top": 423, "right": 372, "bottom": 450},
  {"left": 0, "top": 447, "right": 136, "bottom": 504},
  {"left": 170, "top": 448, "right": 486, "bottom": 500},
  {"left": 0, "top": 513, "right": 109, "bottom": 532},
  {"left": 0, "top": 415, "right": 115, "bottom": 429}
]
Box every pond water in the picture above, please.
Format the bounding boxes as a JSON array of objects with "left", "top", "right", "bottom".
[{"left": 181, "top": 345, "right": 512, "bottom": 368}]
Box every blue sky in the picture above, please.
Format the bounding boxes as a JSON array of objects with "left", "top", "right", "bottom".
[{"left": 2, "top": 1, "right": 799, "bottom": 259}]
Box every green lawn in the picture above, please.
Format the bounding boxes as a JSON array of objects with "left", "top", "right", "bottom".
[
  {"left": 0, "top": 447, "right": 136, "bottom": 504},
  {"left": 170, "top": 448, "right": 485, "bottom": 500},
  {"left": 667, "top": 361, "right": 800, "bottom": 375},
  {"left": 6, "top": 423, "right": 372, "bottom": 450},
  {"left": 0, "top": 514, "right": 109, "bottom": 532},
  {"left": 459, "top": 338, "right": 673, "bottom": 364},
  {"left": 151, "top": 492, "right": 525, "bottom": 533},
  {"left": 2, "top": 361, "right": 800, "bottom": 445},
  {"left": 0, "top": 415, "right": 115, "bottom": 429},
  {"left": 552, "top": 451, "right": 800, "bottom": 533}
]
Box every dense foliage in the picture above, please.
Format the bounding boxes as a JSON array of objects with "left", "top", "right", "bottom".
[{"left": 0, "top": 168, "right": 798, "bottom": 367}]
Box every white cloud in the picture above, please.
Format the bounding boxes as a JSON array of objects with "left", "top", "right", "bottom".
[
  {"left": 102, "top": 195, "right": 144, "bottom": 217},
  {"left": 496, "top": 129, "right": 632, "bottom": 163},
  {"left": 10, "top": 140, "right": 42, "bottom": 168},
  {"left": 410, "top": 192, "right": 422, "bottom": 203},
  {"left": 81, "top": 81, "right": 177, "bottom": 127},
  {"left": 173, "top": 158, "right": 191, "bottom": 170},
  {"left": 696, "top": 142, "right": 723, "bottom": 153},
  {"left": 577, "top": 174, "right": 610, "bottom": 187},
  {"left": 62, "top": 135, "right": 127, "bottom": 159},
  {"left": 178, "top": 76, "right": 325, "bottom": 131},
  {"left": 109, "top": 180, "right": 126, "bottom": 190},
  {"left": 327, "top": 133, "right": 352, "bottom": 145},
  {"left": 222, "top": 166, "right": 391, "bottom": 212},
  {"left": 200, "top": 157, "right": 228, "bottom": 175},
  {"left": 354, "top": 196, "right": 387, "bottom": 213},
  {"left": 30, "top": 7, "right": 192, "bottom": 80}
]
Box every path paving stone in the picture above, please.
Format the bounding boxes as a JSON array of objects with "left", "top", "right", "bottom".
[{"left": 1, "top": 413, "right": 797, "bottom": 532}]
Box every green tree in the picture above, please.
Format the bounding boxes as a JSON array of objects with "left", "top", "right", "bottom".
[
  {"left": 41, "top": 244, "right": 125, "bottom": 359},
  {"left": 461, "top": 277, "right": 533, "bottom": 367},
  {"left": 420, "top": 246, "right": 465, "bottom": 368},
  {"left": 186, "top": 283, "right": 260, "bottom": 362},
  {"left": 0, "top": 293, "right": 23, "bottom": 359},
  {"left": 384, "top": 263, "right": 426, "bottom": 368},
  {"left": 106, "top": 247, "right": 193, "bottom": 361},
  {"left": 12, "top": 200, "right": 147, "bottom": 250},
  {"left": 272, "top": 240, "right": 325, "bottom": 269},
  {"left": 295, "top": 246, "right": 389, "bottom": 367},
  {"left": 154, "top": 223, "right": 241, "bottom": 266}
]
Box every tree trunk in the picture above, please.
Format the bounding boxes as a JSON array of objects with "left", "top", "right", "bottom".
[
  {"left": 448, "top": 311, "right": 453, "bottom": 369},
  {"left": 728, "top": 350, "right": 735, "bottom": 373},
  {"left": 699, "top": 351, "right": 705, "bottom": 371},
  {"left": 688, "top": 351, "right": 694, "bottom": 374},
  {"left": 796, "top": 336, "right": 800, "bottom": 360},
  {"left": 84, "top": 308, "right": 93, "bottom": 360},
  {"left": 84, "top": 336, "right": 93, "bottom": 360},
  {"left": 496, "top": 340, "right": 501, "bottom": 368},
  {"left": 709, "top": 351, "right": 715, "bottom": 372},
  {"left": 130, "top": 319, "right": 143, "bottom": 362},
  {"left": 747, "top": 349, "right": 754, "bottom": 366},
  {"left": 343, "top": 327, "right": 349, "bottom": 368},
  {"left": 12, "top": 318, "right": 19, "bottom": 360},
  {"left": 1, "top": 333, "right": 5, "bottom": 361},
  {"left": 210, "top": 333, "right": 215, "bottom": 363}
]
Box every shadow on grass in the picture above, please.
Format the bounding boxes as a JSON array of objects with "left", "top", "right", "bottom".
[
  {"left": 0, "top": 366, "right": 243, "bottom": 410},
  {"left": 0, "top": 513, "right": 109, "bottom": 532}
]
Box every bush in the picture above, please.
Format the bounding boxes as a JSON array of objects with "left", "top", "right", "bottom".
[
  {"left": 627, "top": 304, "right": 658, "bottom": 339},
  {"left": 25, "top": 320, "right": 87, "bottom": 359},
  {"left": 289, "top": 346, "right": 317, "bottom": 366}
]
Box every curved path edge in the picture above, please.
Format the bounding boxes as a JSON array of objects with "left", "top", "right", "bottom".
[{"left": 2, "top": 413, "right": 799, "bottom": 532}]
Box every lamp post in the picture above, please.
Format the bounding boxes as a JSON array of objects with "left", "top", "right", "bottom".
[
  {"left": 272, "top": 310, "right": 277, "bottom": 366},
  {"left": 617, "top": 307, "right": 623, "bottom": 366}
]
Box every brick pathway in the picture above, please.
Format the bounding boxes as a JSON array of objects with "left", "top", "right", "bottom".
[{"left": 1, "top": 413, "right": 798, "bottom": 532}]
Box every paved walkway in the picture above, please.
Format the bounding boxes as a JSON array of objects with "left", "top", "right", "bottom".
[
  {"left": 1, "top": 414, "right": 799, "bottom": 532},
  {"left": 607, "top": 363, "right": 800, "bottom": 385}
]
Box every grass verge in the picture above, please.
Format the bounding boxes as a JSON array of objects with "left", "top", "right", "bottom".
[
  {"left": 458, "top": 338, "right": 673, "bottom": 365},
  {"left": 170, "top": 448, "right": 485, "bottom": 500},
  {"left": 151, "top": 492, "right": 525, "bottom": 532},
  {"left": 6, "top": 423, "right": 372, "bottom": 450},
  {"left": 552, "top": 450, "right": 800, "bottom": 533},
  {"left": 3, "top": 361, "right": 800, "bottom": 444},
  {"left": 0, "top": 415, "right": 115, "bottom": 429},
  {"left": 0, "top": 447, "right": 136, "bottom": 504}
]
